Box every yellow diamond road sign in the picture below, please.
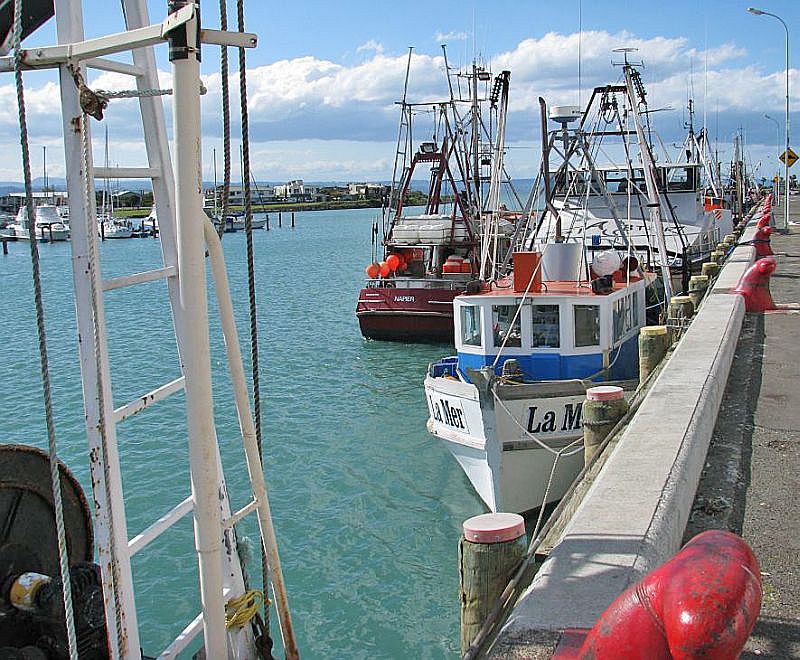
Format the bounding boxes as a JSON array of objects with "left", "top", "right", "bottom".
[{"left": 779, "top": 148, "right": 798, "bottom": 167}]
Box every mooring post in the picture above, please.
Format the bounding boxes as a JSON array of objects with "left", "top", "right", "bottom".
[
  {"left": 638, "top": 325, "right": 669, "bottom": 383},
  {"left": 583, "top": 385, "right": 629, "bottom": 465},
  {"left": 278, "top": 212, "right": 281, "bottom": 228},
  {"left": 1, "top": 237, "right": 8, "bottom": 255},
  {"left": 291, "top": 211, "right": 295, "bottom": 227},
  {"left": 459, "top": 513, "right": 526, "bottom": 655},
  {"left": 688, "top": 274, "right": 710, "bottom": 309},
  {"left": 668, "top": 295, "right": 695, "bottom": 343},
  {"left": 702, "top": 261, "right": 720, "bottom": 279}
]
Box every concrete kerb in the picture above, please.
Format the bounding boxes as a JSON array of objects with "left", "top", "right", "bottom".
[{"left": 489, "top": 218, "right": 759, "bottom": 655}]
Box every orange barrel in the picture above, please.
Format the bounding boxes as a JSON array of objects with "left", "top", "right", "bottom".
[
  {"left": 442, "top": 255, "right": 464, "bottom": 273},
  {"left": 512, "top": 251, "right": 542, "bottom": 293}
]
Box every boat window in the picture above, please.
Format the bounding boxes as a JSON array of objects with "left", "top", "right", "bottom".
[
  {"left": 665, "top": 166, "right": 696, "bottom": 192},
  {"left": 574, "top": 304, "right": 600, "bottom": 347},
  {"left": 531, "top": 305, "right": 560, "bottom": 348},
  {"left": 492, "top": 305, "right": 521, "bottom": 347},
  {"left": 461, "top": 305, "right": 482, "bottom": 346},
  {"left": 613, "top": 291, "right": 640, "bottom": 342}
]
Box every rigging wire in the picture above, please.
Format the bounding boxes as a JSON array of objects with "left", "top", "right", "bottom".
[{"left": 12, "top": 0, "right": 78, "bottom": 657}]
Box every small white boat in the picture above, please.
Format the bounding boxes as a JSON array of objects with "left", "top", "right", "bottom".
[
  {"left": 98, "top": 217, "right": 134, "bottom": 239},
  {"left": 9, "top": 204, "right": 70, "bottom": 241}
]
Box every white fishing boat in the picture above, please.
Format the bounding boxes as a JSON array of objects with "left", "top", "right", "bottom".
[
  {"left": 0, "top": 2, "right": 297, "bottom": 658},
  {"left": 424, "top": 245, "right": 647, "bottom": 514},
  {"left": 8, "top": 204, "right": 71, "bottom": 242},
  {"left": 424, "top": 60, "right": 684, "bottom": 514},
  {"left": 98, "top": 217, "right": 134, "bottom": 238}
]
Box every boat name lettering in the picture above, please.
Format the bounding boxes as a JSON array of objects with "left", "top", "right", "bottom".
[
  {"left": 526, "top": 402, "right": 582, "bottom": 434},
  {"left": 429, "top": 395, "right": 467, "bottom": 430},
  {"left": 394, "top": 295, "right": 416, "bottom": 303}
]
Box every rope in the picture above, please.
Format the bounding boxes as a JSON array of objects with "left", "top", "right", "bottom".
[
  {"left": 217, "top": 0, "right": 232, "bottom": 238},
  {"left": 236, "top": 0, "right": 270, "bottom": 636},
  {"left": 225, "top": 589, "right": 268, "bottom": 629},
  {"left": 12, "top": 1, "right": 78, "bottom": 657},
  {"left": 78, "top": 108, "right": 126, "bottom": 657}
]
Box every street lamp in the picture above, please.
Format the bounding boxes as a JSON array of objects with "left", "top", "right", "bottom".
[
  {"left": 748, "top": 7, "right": 790, "bottom": 230},
  {"left": 765, "top": 113, "right": 780, "bottom": 202}
]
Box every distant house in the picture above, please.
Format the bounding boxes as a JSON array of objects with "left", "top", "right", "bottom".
[
  {"left": 203, "top": 184, "right": 276, "bottom": 208},
  {"left": 348, "top": 182, "right": 388, "bottom": 199}
]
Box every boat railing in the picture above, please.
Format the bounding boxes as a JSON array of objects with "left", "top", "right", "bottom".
[{"left": 364, "top": 277, "right": 467, "bottom": 290}]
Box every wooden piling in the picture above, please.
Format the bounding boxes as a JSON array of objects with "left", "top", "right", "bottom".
[
  {"left": 688, "top": 275, "right": 710, "bottom": 309},
  {"left": 638, "top": 325, "right": 669, "bottom": 383},
  {"left": 701, "top": 261, "right": 720, "bottom": 279},
  {"left": 583, "top": 386, "right": 629, "bottom": 465},
  {"left": 459, "top": 513, "right": 526, "bottom": 655},
  {"left": 291, "top": 211, "right": 295, "bottom": 227},
  {"left": 278, "top": 212, "right": 281, "bottom": 227},
  {"left": 668, "top": 295, "right": 695, "bottom": 343},
  {"left": 710, "top": 249, "right": 725, "bottom": 264}
]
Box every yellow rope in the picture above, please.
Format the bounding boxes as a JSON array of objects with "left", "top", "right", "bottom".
[{"left": 225, "top": 589, "right": 268, "bottom": 629}]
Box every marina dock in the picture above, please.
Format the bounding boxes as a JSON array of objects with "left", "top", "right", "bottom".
[{"left": 486, "top": 194, "right": 800, "bottom": 658}]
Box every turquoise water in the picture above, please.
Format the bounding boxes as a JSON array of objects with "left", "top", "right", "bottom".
[{"left": 0, "top": 207, "right": 486, "bottom": 658}]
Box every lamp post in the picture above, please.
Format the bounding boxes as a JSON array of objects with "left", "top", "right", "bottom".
[
  {"left": 765, "top": 113, "right": 780, "bottom": 202},
  {"left": 748, "top": 7, "right": 790, "bottom": 230}
]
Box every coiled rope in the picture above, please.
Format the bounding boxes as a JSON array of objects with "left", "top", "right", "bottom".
[
  {"left": 12, "top": 1, "right": 78, "bottom": 657},
  {"left": 225, "top": 589, "right": 268, "bottom": 629}
]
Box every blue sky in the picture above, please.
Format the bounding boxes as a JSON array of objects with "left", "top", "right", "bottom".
[{"left": 1, "top": 0, "right": 798, "bottom": 183}]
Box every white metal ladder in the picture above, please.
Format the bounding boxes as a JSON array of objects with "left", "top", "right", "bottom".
[{"left": 2, "top": 1, "right": 296, "bottom": 657}]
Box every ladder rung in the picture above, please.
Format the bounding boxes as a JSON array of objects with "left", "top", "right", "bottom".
[
  {"left": 85, "top": 57, "right": 143, "bottom": 77},
  {"left": 157, "top": 589, "right": 230, "bottom": 659},
  {"left": 128, "top": 495, "right": 193, "bottom": 557},
  {"left": 95, "top": 166, "right": 161, "bottom": 180},
  {"left": 103, "top": 266, "right": 177, "bottom": 292},
  {"left": 223, "top": 499, "right": 259, "bottom": 529},
  {"left": 113, "top": 376, "right": 185, "bottom": 423}
]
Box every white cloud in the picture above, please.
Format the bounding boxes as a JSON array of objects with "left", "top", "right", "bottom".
[
  {"left": 0, "top": 30, "right": 795, "bottom": 182},
  {"left": 356, "top": 40, "right": 384, "bottom": 55},
  {"left": 434, "top": 31, "right": 468, "bottom": 43}
]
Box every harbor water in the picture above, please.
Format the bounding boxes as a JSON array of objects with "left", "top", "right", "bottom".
[{"left": 0, "top": 207, "right": 485, "bottom": 658}]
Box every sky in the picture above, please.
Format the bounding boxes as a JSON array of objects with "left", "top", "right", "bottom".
[{"left": 1, "top": 0, "right": 798, "bottom": 185}]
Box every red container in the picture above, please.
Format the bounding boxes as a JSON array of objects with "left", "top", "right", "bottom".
[{"left": 513, "top": 251, "right": 542, "bottom": 293}]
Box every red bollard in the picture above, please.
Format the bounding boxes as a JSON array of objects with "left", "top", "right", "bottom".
[
  {"left": 753, "top": 226, "right": 773, "bottom": 257},
  {"left": 575, "top": 530, "right": 761, "bottom": 660},
  {"left": 734, "top": 256, "right": 778, "bottom": 312},
  {"left": 758, "top": 211, "right": 771, "bottom": 228}
]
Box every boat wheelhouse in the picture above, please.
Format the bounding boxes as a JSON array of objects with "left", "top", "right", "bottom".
[
  {"left": 424, "top": 246, "right": 647, "bottom": 513},
  {"left": 9, "top": 204, "right": 70, "bottom": 242}
]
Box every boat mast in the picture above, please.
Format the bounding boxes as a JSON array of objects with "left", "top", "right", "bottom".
[{"left": 622, "top": 62, "right": 673, "bottom": 300}]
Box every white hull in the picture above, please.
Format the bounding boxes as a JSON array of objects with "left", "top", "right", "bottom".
[
  {"left": 10, "top": 223, "right": 70, "bottom": 242},
  {"left": 424, "top": 374, "right": 588, "bottom": 513}
]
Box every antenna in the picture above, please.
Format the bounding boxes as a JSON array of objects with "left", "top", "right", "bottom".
[{"left": 611, "top": 47, "right": 642, "bottom": 68}]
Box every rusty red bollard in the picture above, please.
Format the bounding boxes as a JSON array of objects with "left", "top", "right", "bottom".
[
  {"left": 574, "top": 530, "right": 761, "bottom": 660},
  {"left": 757, "top": 211, "right": 771, "bottom": 229},
  {"left": 752, "top": 225, "right": 773, "bottom": 257},
  {"left": 733, "top": 256, "right": 777, "bottom": 312}
]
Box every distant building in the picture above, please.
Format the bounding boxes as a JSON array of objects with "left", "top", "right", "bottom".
[
  {"left": 203, "top": 184, "right": 276, "bottom": 209},
  {"left": 348, "top": 182, "right": 388, "bottom": 199}
]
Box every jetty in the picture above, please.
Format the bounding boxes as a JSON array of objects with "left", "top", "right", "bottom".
[{"left": 478, "top": 193, "right": 800, "bottom": 658}]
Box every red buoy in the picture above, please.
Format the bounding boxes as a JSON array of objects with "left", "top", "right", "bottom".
[
  {"left": 576, "top": 530, "right": 761, "bottom": 660},
  {"left": 379, "top": 261, "right": 391, "bottom": 277},
  {"left": 365, "top": 263, "right": 380, "bottom": 278},
  {"left": 733, "top": 256, "right": 778, "bottom": 312},
  {"left": 386, "top": 254, "right": 401, "bottom": 270}
]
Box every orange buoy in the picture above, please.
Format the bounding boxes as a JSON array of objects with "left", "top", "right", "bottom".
[
  {"left": 365, "top": 263, "right": 380, "bottom": 278},
  {"left": 379, "top": 261, "right": 391, "bottom": 277},
  {"left": 386, "top": 254, "right": 401, "bottom": 270}
]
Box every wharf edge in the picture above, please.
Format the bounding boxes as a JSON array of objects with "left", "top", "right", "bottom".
[{"left": 485, "top": 193, "right": 800, "bottom": 658}]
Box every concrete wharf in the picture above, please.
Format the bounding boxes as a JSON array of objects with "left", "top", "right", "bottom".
[{"left": 485, "top": 194, "right": 800, "bottom": 658}]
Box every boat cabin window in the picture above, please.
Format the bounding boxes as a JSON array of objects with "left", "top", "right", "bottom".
[
  {"left": 492, "top": 305, "right": 521, "bottom": 347},
  {"left": 613, "top": 291, "right": 640, "bottom": 342},
  {"left": 605, "top": 169, "right": 646, "bottom": 193},
  {"left": 664, "top": 166, "right": 697, "bottom": 192},
  {"left": 574, "top": 304, "right": 600, "bottom": 347},
  {"left": 461, "top": 305, "right": 482, "bottom": 346},
  {"left": 531, "top": 305, "right": 560, "bottom": 348}
]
